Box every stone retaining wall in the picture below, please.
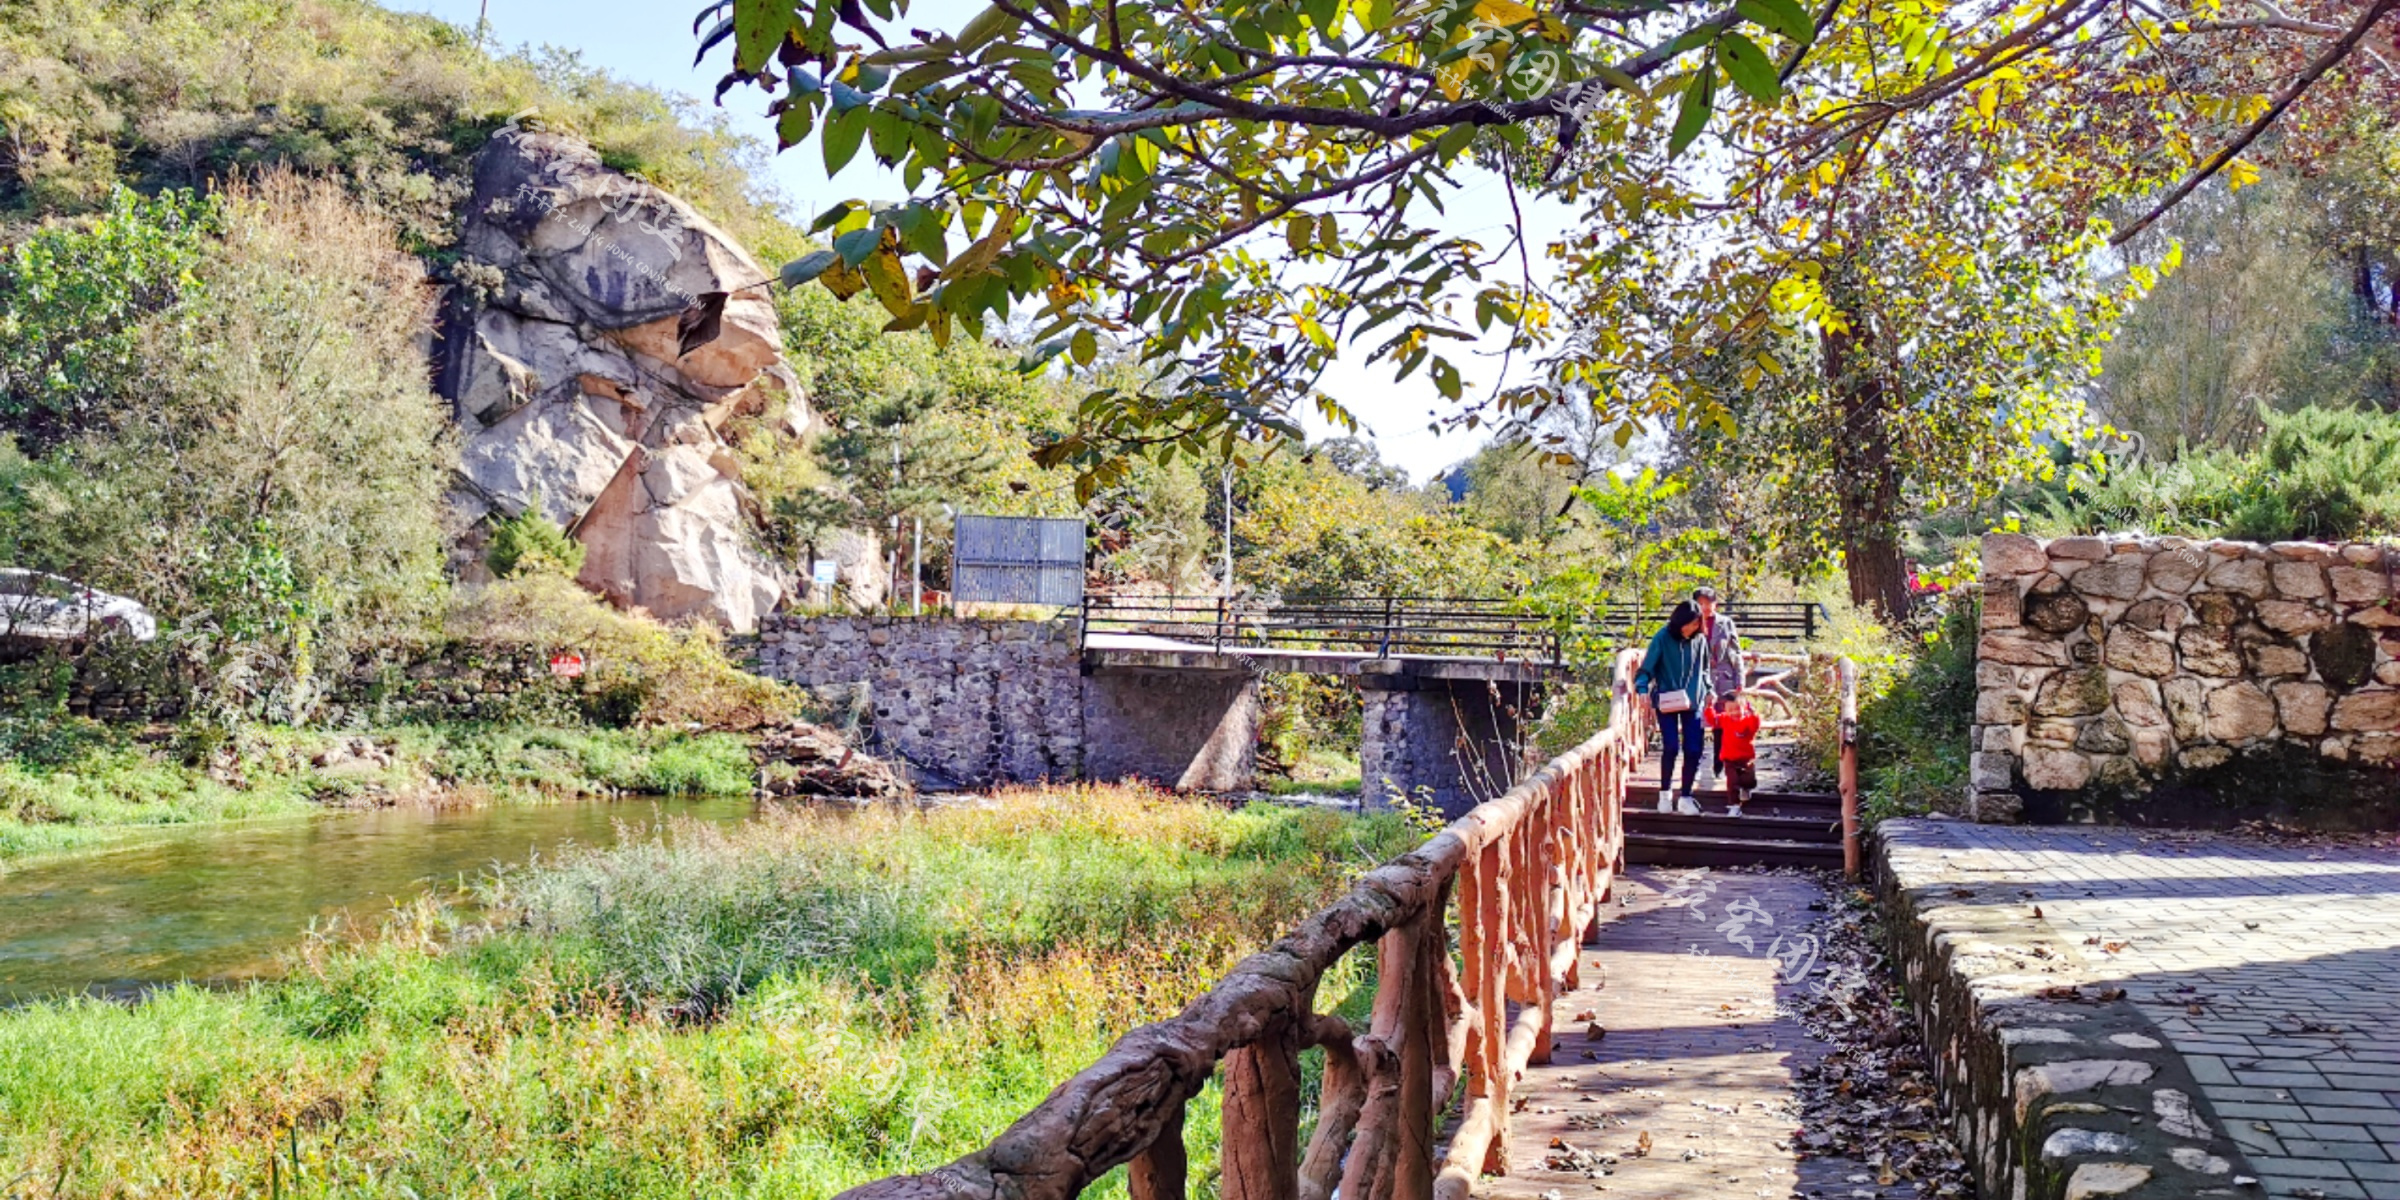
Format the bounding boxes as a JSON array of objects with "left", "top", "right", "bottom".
[
  {"left": 745, "top": 616, "right": 1084, "bottom": 785},
  {"left": 1973, "top": 532, "right": 2400, "bottom": 825},
  {"left": 1878, "top": 820, "right": 2255, "bottom": 1200}
]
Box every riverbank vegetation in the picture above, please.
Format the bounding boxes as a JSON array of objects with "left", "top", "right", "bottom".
[
  {"left": 0, "top": 719, "right": 757, "bottom": 864},
  {"left": 0, "top": 787, "right": 1411, "bottom": 1197}
]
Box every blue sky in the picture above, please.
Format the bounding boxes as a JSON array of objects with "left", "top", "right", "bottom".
[{"left": 389, "top": 0, "right": 1578, "bottom": 483}]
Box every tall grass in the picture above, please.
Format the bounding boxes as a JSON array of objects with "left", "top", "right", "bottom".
[{"left": 0, "top": 787, "right": 1413, "bottom": 1198}]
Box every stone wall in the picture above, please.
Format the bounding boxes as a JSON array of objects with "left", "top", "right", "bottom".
[
  {"left": 746, "top": 616, "right": 1084, "bottom": 786},
  {"left": 1973, "top": 532, "right": 2400, "bottom": 825}
]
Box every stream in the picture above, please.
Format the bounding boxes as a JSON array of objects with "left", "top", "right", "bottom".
[{"left": 0, "top": 795, "right": 759, "bottom": 1004}]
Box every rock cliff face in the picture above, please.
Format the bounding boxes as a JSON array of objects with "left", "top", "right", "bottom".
[{"left": 436, "top": 129, "right": 799, "bottom": 631}]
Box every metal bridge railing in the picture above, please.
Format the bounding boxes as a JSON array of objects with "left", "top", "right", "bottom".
[{"left": 1079, "top": 594, "right": 1566, "bottom": 664}]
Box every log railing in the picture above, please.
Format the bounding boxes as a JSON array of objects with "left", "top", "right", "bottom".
[{"left": 834, "top": 649, "right": 1652, "bottom": 1200}]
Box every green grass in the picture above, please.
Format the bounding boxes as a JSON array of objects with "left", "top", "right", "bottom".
[
  {"left": 0, "top": 787, "right": 1413, "bottom": 1198},
  {"left": 0, "top": 719, "right": 758, "bottom": 865}
]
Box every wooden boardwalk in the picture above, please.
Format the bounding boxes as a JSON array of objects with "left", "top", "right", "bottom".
[{"left": 1484, "top": 866, "right": 1868, "bottom": 1199}]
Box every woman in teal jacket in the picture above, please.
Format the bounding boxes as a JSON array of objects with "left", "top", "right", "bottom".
[{"left": 1633, "top": 600, "right": 1712, "bottom": 813}]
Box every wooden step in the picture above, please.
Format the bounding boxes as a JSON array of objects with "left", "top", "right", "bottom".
[
  {"left": 1624, "top": 832, "right": 1847, "bottom": 869},
  {"left": 1625, "top": 810, "right": 1843, "bottom": 844},
  {"left": 1623, "top": 786, "right": 1840, "bottom": 819}
]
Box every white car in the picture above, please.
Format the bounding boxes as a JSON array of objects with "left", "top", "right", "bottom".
[{"left": 0, "top": 569, "right": 157, "bottom": 642}]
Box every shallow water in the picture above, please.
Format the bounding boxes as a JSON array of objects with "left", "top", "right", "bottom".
[{"left": 0, "top": 795, "right": 758, "bottom": 1003}]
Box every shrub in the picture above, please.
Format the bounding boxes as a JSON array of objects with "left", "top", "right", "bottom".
[
  {"left": 1851, "top": 596, "right": 1978, "bottom": 821},
  {"left": 485, "top": 502, "right": 587, "bottom": 579},
  {"left": 446, "top": 573, "right": 800, "bottom": 729},
  {"left": 2025, "top": 404, "right": 2400, "bottom": 543}
]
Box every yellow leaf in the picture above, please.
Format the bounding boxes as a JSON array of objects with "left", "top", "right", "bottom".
[
  {"left": 861, "top": 240, "right": 915, "bottom": 319},
  {"left": 1474, "top": 0, "right": 1538, "bottom": 24},
  {"left": 2225, "top": 157, "right": 2261, "bottom": 191}
]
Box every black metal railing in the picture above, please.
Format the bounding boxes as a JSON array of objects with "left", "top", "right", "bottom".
[
  {"left": 1078, "top": 594, "right": 1565, "bottom": 663},
  {"left": 1644, "top": 601, "right": 1828, "bottom": 644}
]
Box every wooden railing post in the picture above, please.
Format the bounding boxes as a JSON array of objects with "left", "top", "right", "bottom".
[
  {"left": 1838, "top": 655, "right": 1861, "bottom": 879},
  {"left": 1221, "top": 1029, "right": 1302, "bottom": 1200},
  {"left": 1130, "top": 1102, "right": 1189, "bottom": 1200}
]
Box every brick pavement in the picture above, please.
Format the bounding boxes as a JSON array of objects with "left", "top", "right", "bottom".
[
  {"left": 1886, "top": 821, "right": 2400, "bottom": 1200},
  {"left": 1489, "top": 866, "right": 1878, "bottom": 1199}
]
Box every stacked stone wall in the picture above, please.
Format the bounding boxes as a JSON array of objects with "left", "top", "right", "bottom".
[
  {"left": 1973, "top": 532, "right": 2400, "bottom": 824},
  {"left": 746, "top": 616, "right": 1084, "bottom": 785}
]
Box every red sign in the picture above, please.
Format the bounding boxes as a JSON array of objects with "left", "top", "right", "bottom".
[{"left": 549, "top": 653, "right": 586, "bottom": 678}]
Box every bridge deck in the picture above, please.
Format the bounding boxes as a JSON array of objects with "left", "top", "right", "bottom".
[
  {"left": 1484, "top": 867, "right": 1866, "bottom": 1199},
  {"left": 1080, "top": 630, "right": 1567, "bottom": 682}
]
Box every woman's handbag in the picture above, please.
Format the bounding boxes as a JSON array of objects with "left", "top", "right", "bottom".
[{"left": 1654, "top": 688, "right": 1692, "bottom": 714}]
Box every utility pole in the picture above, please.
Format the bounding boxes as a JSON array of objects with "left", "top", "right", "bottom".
[
  {"left": 911, "top": 517, "right": 923, "bottom": 614},
  {"left": 1220, "top": 461, "right": 1235, "bottom": 602}
]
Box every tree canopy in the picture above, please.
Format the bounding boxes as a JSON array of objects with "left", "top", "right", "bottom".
[{"left": 703, "top": 0, "right": 2400, "bottom": 490}]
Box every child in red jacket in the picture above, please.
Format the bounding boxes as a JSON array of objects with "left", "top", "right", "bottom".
[{"left": 1704, "top": 691, "right": 1762, "bottom": 817}]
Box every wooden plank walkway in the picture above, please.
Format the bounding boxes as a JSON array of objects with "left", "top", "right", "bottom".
[{"left": 1484, "top": 866, "right": 1871, "bottom": 1199}]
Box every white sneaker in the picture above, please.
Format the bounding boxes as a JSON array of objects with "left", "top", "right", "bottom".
[
  {"left": 1726, "top": 805, "right": 1746, "bottom": 818},
  {"left": 1656, "top": 793, "right": 1674, "bottom": 812},
  {"left": 1676, "top": 793, "right": 1701, "bottom": 815}
]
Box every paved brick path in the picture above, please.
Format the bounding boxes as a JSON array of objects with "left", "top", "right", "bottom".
[
  {"left": 1489, "top": 866, "right": 1870, "bottom": 1199},
  {"left": 1893, "top": 822, "right": 2400, "bottom": 1200}
]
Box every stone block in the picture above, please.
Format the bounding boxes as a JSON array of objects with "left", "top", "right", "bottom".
[
  {"left": 2070, "top": 560, "right": 2144, "bottom": 600},
  {"left": 2314, "top": 622, "right": 2379, "bottom": 688},
  {"left": 2189, "top": 591, "right": 2248, "bottom": 627},
  {"left": 2131, "top": 729, "right": 2171, "bottom": 769},
  {"left": 2027, "top": 717, "right": 2081, "bottom": 746},
  {"left": 1981, "top": 578, "right": 2022, "bottom": 629},
  {"left": 2380, "top": 660, "right": 2400, "bottom": 687},
  {"left": 2256, "top": 599, "right": 2333, "bottom": 636},
  {"left": 2271, "top": 541, "right": 2337, "bottom": 564},
  {"left": 2032, "top": 666, "right": 2111, "bottom": 718},
  {"left": 1971, "top": 751, "right": 2016, "bottom": 791},
  {"left": 1972, "top": 791, "right": 2025, "bottom": 823},
  {"left": 2163, "top": 677, "right": 2205, "bottom": 740},
  {"left": 1983, "top": 532, "right": 2050, "bottom": 576},
  {"left": 1976, "top": 690, "right": 2030, "bottom": 725},
  {"left": 2330, "top": 688, "right": 2400, "bottom": 733},
  {"left": 1976, "top": 660, "right": 2022, "bottom": 689},
  {"left": 2330, "top": 565, "right": 2392, "bottom": 605},
  {"left": 2113, "top": 679, "right": 2168, "bottom": 728},
  {"left": 2176, "top": 626, "right": 2242, "bottom": 676},
  {"left": 1981, "top": 631, "right": 2068, "bottom": 666},
  {"left": 2178, "top": 744, "right": 2232, "bottom": 770},
  {"left": 2270, "top": 561, "right": 2328, "bottom": 599},
  {"left": 2203, "top": 680, "right": 2276, "bottom": 741},
  {"left": 2074, "top": 715, "right": 2131, "bottom": 755},
  {"left": 2048, "top": 536, "right": 2109, "bottom": 561},
  {"left": 2342, "top": 543, "right": 2386, "bottom": 565},
  {"left": 2274, "top": 681, "right": 2331, "bottom": 736},
  {"left": 2243, "top": 639, "right": 2309, "bottom": 677},
  {"left": 1982, "top": 725, "right": 2016, "bottom": 752},
  {"left": 2120, "top": 597, "right": 2187, "bottom": 631},
  {"left": 2024, "top": 589, "right": 2090, "bottom": 635},
  {"left": 2203, "top": 556, "right": 2270, "bottom": 597},
  {"left": 2145, "top": 548, "right": 2209, "bottom": 593},
  {"left": 2101, "top": 628, "right": 2174, "bottom": 677},
  {"left": 2023, "top": 747, "right": 2094, "bottom": 790}
]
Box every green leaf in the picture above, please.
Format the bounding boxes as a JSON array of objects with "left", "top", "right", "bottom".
[
  {"left": 822, "top": 106, "right": 868, "bottom": 174},
  {"left": 829, "top": 81, "right": 870, "bottom": 113},
  {"left": 1717, "top": 33, "right": 1780, "bottom": 104},
  {"left": 780, "top": 249, "right": 841, "bottom": 288},
  {"left": 833, "top": 228, "right": 881, "bottom": 267},
  {"left": 775, "top": 103, "right": 816, "bottom": 150},
  {"left": 851, "top": 62, "right": 891, "bottom": 92},
  {"left": 1435, "top": 123, "right": 1478, "bottom": 162},
  {"left": 1668, "top": 61, "right": 1715, "bottom": 158},
  {"left": 1735, "top": 0, "right": 1816, "bottom": 43},
  {"left": 1071, "top": 327, "right": 1098, "bottom": 366},
  {"left": 731, "top": 0, "right": 789, "bottom": 74}
]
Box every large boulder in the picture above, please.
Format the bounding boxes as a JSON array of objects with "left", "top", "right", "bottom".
[{"left": 437, "top": 129, "right": 801, "bottom": 630}]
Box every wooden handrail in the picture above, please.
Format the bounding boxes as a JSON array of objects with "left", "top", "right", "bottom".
[{"left": 831, "top": 649, "right": 1650, "bottom": 1200}]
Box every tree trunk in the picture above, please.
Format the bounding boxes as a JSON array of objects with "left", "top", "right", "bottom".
[{"left": 1820, "top": 318, "right": 1913, "bottom": 623}]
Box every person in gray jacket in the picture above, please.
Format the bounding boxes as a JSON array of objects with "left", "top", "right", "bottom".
[{"left": 1692, "top": 586, "right": 1745, "bottom": 784}]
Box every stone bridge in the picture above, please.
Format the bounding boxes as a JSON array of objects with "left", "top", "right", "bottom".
[{"left": 745, "top": 613, "right": 1562, "bottom": 813}]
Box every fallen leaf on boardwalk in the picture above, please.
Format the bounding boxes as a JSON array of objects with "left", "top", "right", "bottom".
[
  {"left": 2188, "top": 1003, "right": 2206, "bottom": 1015},
  {"left": 1572, "top": 1009, "right": 1597, "bottom": 1022},
  {"left": 1586, "top": 1023, "right": 1608, "bottom": 1041},
  {"left": 2039, "top": 985, "right": 2081, "bottom": 1000},
  {"left": 2031, "top": 906, "right": 2044, "bottom": 918},
  {"left": 1633, "top": 1130, "right": 1652, "bottom": 1157},
  {"left": 2095, "top": 987, "right": 2126, "bottom": 1001}
]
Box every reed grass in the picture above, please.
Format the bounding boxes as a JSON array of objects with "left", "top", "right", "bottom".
[{"left": 0, "top": 786, "right": 1411, "bottom": 1198}]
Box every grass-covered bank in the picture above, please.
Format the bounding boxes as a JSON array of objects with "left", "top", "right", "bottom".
[
  {"left": 0, "top": 788, "right": 1412, "bottom": 1198},
  {"left": 0, "top": 719, "right": 757, "bottom": 864}
]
